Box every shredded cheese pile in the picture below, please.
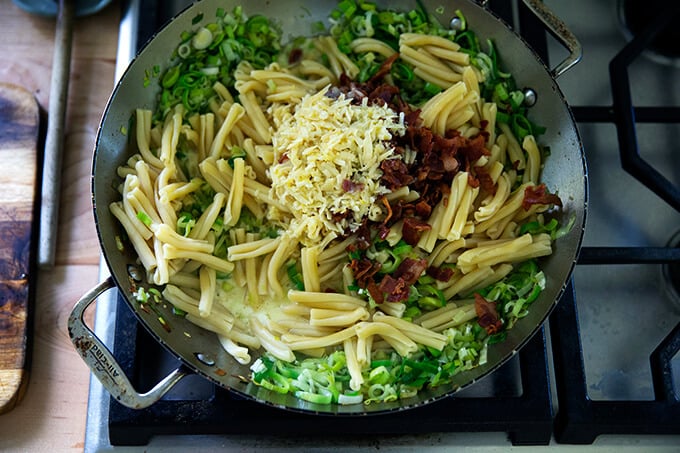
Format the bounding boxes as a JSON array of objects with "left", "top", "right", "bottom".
[{"left": 268, "top": 88, "right": 406, "bottom": 246}]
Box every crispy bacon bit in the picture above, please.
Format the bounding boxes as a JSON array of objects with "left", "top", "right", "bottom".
[
  {"left": 368, "top": 53, "right": 400, "bottom": 84},
  {"left": 369, "top": 83, "right": 401, "bottom": 106},
  {"left": 475, "top": 165, "right": 497, "bottom": 195},
  {"left": 348, "top": 257, "right": 382, "bottom": 289},
  {"left": 354, "top": 219, "right": 372, "bottom": 250},
  {"left": 376, "top": 223, "right": 391, "bottom": 241},
  {"left": 452, "top": 131, "right": 491, "bottom": 170},
  {"left": 401, "top": 217, "right": 432, "bottom": 246},
  {"left": 393, "top": 257, "right": 428, "bottom": 287},
  {"left": 522, "top": 184, "right": 563, "bottom": 210},
  {"left": 427, "top": 265, "right": 454, "bottom": 282},
  {"left": 378, "top": 274, "right": 410, "bottom": 302},
  {"left": 278, "top": 152, "right": 289, "bottom": 163},
  {"left": 380, "top": 158, "right": 414, "bottom": 190},
  {"left": 366, "top": 280, "right": 384, "bottom": 304},
  {"left": 404, "top": 108, "right": 421, "bottom": 127},
  {"left": 360, "top": 257, "right": 429, "bottom": 304},
  {"left": 342, "top": 179, "right": 364, "bottom": 193},
  {"left": 474, "top": 293, "right": 503, "bottom": 334},
  {"left": 333, "top": 73, "right": 409, "bottom": 112},
  {"left": 288, "top": 48, "right": 303, "bottom": 65},
  {"left": 467, "top": 172, "right": 480, "bottom": 189},
  {"left": 414, "top": 200, "right": 432, "bottom": 218}
]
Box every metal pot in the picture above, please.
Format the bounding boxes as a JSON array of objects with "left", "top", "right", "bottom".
[{"left": 68, "top": 0, "right": 587, "bottom": 414}]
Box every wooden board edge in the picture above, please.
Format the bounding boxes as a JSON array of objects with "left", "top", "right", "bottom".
[{"left": 0, "top": 369, "right": 29, "bottom": 415}]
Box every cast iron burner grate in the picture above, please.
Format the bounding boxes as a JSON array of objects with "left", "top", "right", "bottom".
[
  {"left": 107, "top": 291, "right": 554, "bottom": 446},
  {"left": 552, "top": 1, "right": 680, "bottom": 444},
  {"left": 550, "top": 285, "right": 680, "bottom": 443},
  {"left": 619, "top": 0, "right": 680, "bottom": 62}
]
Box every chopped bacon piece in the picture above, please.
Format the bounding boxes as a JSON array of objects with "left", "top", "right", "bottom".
[
  {"left": 288, "top": 48, "right": 303, "bottom": 65},
  {"left": 332, "top": 71, "right": 413, "bottom": 112},
  {"left": 522, "top": 184, "right": 563, "bottom": 210},
  {"left": 386, "top": 286, "right": 410, "bottom": 302},
  {"left": 427, "top": 265, "right": 454, "bottom": 282},
  {"left": 369, "top": 83, "right": 401, "bottom": 106},
  {"left": 338, "top": 73, "right": 354, "bottom": 87},
  {"left": 354, "top": 219, "right": 372, "bottom": 250},
  {"left": 366, "top": 280, "right": 384, "bottom": 304},
  {"left": 433, "top": 134, "right": 465, "bottom": 171},
  {"left": 378, "top": 274, "right": 410, "bottom": 303},
  {"left": 474, "top": 293, "right": 503, "bottom": 334},
  {"left": 474, "top": 165, "right": 497, "bottom": 195},
  {"left": 378, "top": 274, "right": 398, "bottom": 293},
  {"left": 414, "top": 199, "right": 432, "bottom": 218},
  {"left": 393, "top": 257, "right": 428, "bottom": 287},
  {"left": 401, "top": 217, "right": 432, "bottom": 246},
  {"left": 368, "top": 53, "right": 400, "bottom": 84},
  {"left": 403, "top": 109, "right": 422, "bottom": 128},
  {"left": 325, "top": 85, "right": 346, "bottom": 100},
  {"left": 349, "top": 258, "right": 381, "bottom": 288},
  {"left": 457, "top": 133, "right": 490, "bottom": 165},
  {"left": 376, "top": 223, "right": 391, "bottom": 241},
  {"left": 402, "top": 125, "right": 492, "bottom": 217},
  {"left": 467, "top": 172, "right": 480, "bottom": 189},
  {"left": 387, "top": 201, "right": 402, "bottom": 222},
  {"left": 380, "top": 158, "right": 414, "bottom": 190}
]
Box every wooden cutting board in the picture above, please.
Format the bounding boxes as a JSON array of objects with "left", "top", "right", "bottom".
[{"left": 0, "top": 82, "right": 39, "bottom": 414}]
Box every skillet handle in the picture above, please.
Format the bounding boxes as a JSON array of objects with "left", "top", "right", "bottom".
[
  {"left": 520, "top": 0, "right": 582, "bottom": 78},
  {"left": 68, "top": 277, "right": 192, "bottom": 409}
]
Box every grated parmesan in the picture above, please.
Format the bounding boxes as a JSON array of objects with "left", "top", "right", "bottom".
[{"left": 268, "top": 87, "right": 406, "bottom": 246}]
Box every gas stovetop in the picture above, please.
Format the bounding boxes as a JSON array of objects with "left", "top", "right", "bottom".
[{"left": 85, "top": 0, "right": 680, "bottom": 451}]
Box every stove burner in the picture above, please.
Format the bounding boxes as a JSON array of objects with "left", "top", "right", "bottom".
[
  {"left": 619, "top": 0, "right": 680, "bottom": 63},
  {"left": 663, "top": 229, "right": 680, "bottom": 312}
]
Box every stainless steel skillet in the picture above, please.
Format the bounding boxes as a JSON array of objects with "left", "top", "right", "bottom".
[{"left": 68, "top": 0, "right": 587, "bottom": 415}]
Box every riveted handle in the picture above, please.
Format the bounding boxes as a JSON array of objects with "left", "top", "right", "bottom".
[
  {"left": 68, "top": 277, "right": 192, "bottom": 409},
  {"left": 521, "top": 0, "right": 582, "bottom": 78}
]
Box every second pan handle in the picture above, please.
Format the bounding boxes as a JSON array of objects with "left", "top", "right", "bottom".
[{"left": 521, "top": 0, "right": 582, "bottom": 78}]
